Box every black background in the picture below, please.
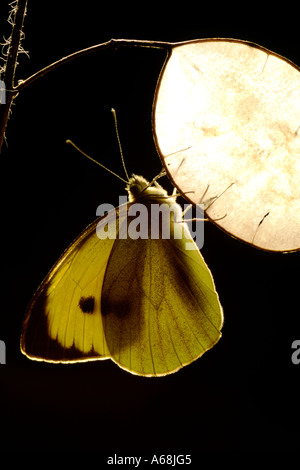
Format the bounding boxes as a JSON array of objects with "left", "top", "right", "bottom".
[{"left": 1, "top": 1, "right": 300, "bottom": 453}]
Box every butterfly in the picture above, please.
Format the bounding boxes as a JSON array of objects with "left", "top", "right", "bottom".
[{"left": 21, "top": 112, "right": 223, "bottom": 376}]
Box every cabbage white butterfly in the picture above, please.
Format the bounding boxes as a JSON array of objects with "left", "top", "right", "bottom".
[{"left": 21, "top": 111, "right": 223, "bottom": 376}]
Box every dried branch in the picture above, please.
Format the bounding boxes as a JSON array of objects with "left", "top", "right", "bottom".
[{"left": 0, "top": 0, "right": 28, "bottom": 152}]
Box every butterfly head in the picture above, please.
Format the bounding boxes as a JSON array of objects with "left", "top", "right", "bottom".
[{"left": 126, "top": 174, "right": 169, "bottom": 203}]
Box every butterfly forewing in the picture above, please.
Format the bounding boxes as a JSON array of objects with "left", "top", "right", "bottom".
[{"left": 21, "top": 208, "right": 127, "bottom": 362}]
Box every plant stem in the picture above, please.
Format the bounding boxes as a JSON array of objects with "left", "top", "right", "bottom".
[
  {"left": 15, "top": 38, "right": 174, "bottom": 94},
  {"left": 0, "top": 0, "right": 28, "bottom": 153}
]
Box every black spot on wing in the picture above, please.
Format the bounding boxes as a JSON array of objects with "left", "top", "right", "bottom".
[
  {"left": 79, "top": 296, "right": 95, "bottom": 313},
  {"left": 21, "top": 290, "right": 100, "bottom": 362}
]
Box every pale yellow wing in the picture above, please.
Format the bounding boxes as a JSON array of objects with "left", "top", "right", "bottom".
[
  {"left": 21, "top": 195, "right": 223, "bottom": 375},
  {"left": 21, "top": 207, "right": 127, "bottom": 363},
  {"left": 102, "top": 216, "right": 223, "bottom": 376}
]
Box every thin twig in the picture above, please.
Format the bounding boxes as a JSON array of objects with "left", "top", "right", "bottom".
[{"left": 15, "top": 38, "right": 174, "bottom": 94}]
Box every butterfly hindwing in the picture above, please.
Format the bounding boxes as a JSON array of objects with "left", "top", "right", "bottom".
[{"left": 101, "top": 206, "right": 223, "bottom": 376}]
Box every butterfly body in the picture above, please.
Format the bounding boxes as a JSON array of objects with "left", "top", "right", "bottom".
[{"left": 21, "top": 174, "right": 223, "bottom": 376}]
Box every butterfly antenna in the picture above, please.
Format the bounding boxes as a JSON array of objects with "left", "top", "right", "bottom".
[
  {"left": 66, "top": 140, "right": 128, "bottom": 184},
  {"left": 111, "top": 108, "right": 129, "bottom": 182}
]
